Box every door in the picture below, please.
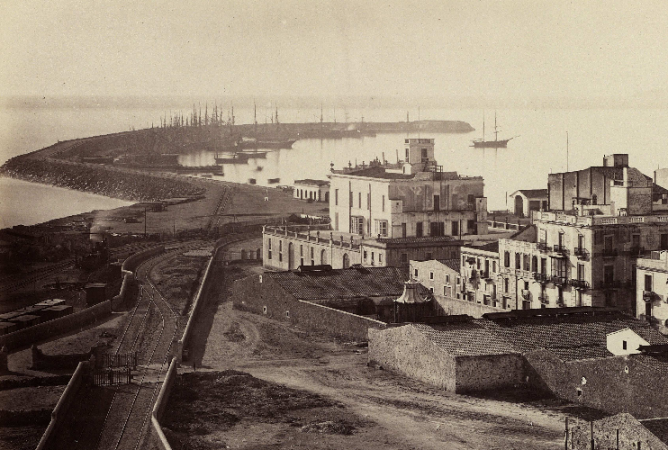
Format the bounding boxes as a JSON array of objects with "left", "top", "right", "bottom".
[
  {"left": 416, "top": 222, "right": 423, "bottom": 237},
  {"left": 288, "top": 243, "right": 294, "bottom": 269}
]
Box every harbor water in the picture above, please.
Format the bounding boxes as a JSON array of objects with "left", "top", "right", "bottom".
[{"left": 1, "top": 100, "right": 667, "bottom": 227}]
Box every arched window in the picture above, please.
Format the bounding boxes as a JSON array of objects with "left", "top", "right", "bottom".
[
  {"left": 343, "top": 253, "right": 350, "bottom": 269},
  {"left": 321, "top": 249, "right": 327, "bottom": 265},
  {"left": 531, "top": 256, "right": 538, "bottom": 273}
]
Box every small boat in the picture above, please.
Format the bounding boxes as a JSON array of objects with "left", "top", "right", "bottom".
[
  {"left": 267, "top": 178, "right": 280, "bottom": 184},
  {"left": 214, "top": 151, "right": 251, "bottom": 164},
  {"left": 236, "top": 138, "right": 296, "bottom": 149},
  {"left": 471, "top": 112, "right": 515, "bottom": 148},
  {"left": 248, "top": 178, "right": 257, "bottom": 185}
]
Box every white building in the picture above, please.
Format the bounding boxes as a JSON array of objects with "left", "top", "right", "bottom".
[
  {"left": 636, "top": 250, "right": 668, "bottom": 333},
  {"left": 293, "top": 179, "right": 330, "bottom": 202}
]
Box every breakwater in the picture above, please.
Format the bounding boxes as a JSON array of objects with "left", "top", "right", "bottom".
[{"left": 0, "top": 157, "right": 204, "bottom": 202}]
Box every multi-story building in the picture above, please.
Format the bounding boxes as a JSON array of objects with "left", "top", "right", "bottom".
[
  {"left": 263, "top": 138, "right": 487, "bottom": 271},
  {"left": 328, "top": 138, "right": 487, "bottom": 238},
  {"left": 636, "top": 251, "right": 668, "bottom": 333},
  {"left": 496, "top": 155, "right": 668, "bottom": 314},
  {"left": 459, "top": 242, "right": 503, "bottom": 307}
]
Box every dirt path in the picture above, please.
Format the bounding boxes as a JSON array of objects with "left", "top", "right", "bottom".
[{"left": 197, "top": 301, "right": 569, "bottom": 450}]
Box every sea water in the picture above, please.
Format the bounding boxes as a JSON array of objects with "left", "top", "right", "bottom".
[{"left": 1, "top": 99, "right": 667, "bottom": 227}]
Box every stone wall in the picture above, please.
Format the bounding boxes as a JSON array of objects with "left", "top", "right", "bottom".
[
  {"left": 526, "top": 350, "right": 668, "bottom": 419},
  {"left": 455, "top": 354, "right": 525, "bottom": 393},
  {"left": 569, "top": 413, "right": 668, "bottom": 450},
  {"left": 232, "top": 274, "right": 386, "bottom": 341},
  {"left": 368, "top": 326, "right": 457, "bottom": 391}
]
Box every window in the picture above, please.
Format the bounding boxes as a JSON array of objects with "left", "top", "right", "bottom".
[
  {"left": 351, "top": 216, "right": 364, "bottom": 235},
  {"left": 504, "top": 278, "right": 509, "bottom": 293},
  {"left": 558, "top": 232, "right": 564, "bottom": 249},
  {"left": 429, "top": 271, "right": 434, "bottom": 280},
  {"left": 279, "top": 240, "right": 283, "bottom": 262},
  {"left": 375, "top": 220, "right": 388, "bottom": 237},
  {"left": 645, "top": 274, "right": 653, "bottom": 292},
  {"left": 578, "top": 263, "right": 585, "bottom": 280},
  {"left": 445, "top": 275, "right": 450, "bottom": 283},
  {"left": 504, "top": 251, "right": 511, "bottom": 267},
  {"left": 662, "top": 233, "right": 668, "bottom": 250},
  {"left": 515, "top": 253, "right": 521, "bottom": 269},
  {"left": 349, "top": 191, "right": 353, "bottom": 207},
  {"left": 622, "top": 340, "right": 627, "bottom": 350},
  {"left": 604, "top": 235, "right": 613, "bottom": 252},
  {"left": 335, "top": 189, "right": 339, "bottom": 205},
  {"left": 430, "top": 221, "right": 445, "bottom": 237},
  {"left": 578, "top": 234, "right": 585, "bottom": 250},
  {"left": 541, "top": 258, "right": 547, "bottom": 274},
  {"left": 401, "top": 223, "right": 407, "bottom": 238},
  {"left": 334, "top": 213, "right": 339, "bottom": 231},
  {"left": 452, "top": 220, "right": 459, "bottom": 236},
  {"left": 300, "top": 245, "right": 303, "bottom": 256},
  {"left": 429, "top": 287, "right": 434, "bottom": 293},
  {"left": 421, "top": 148, "right": 428, "bottom": 161},
  {"left": 268, "top": 238, "right": 272, "bottom": 259},
  {"left": 371, "top": 252, "right": 375, "bottom": 265},
  {"left": 364, "top": 251, "right": 368, "bottom": 260},
  {"left": 523, "top": 254, "right": 530, "bottom": 271},
  {"left": 604, "top": 265, "right": 614, "bottom": 285},
  {"left": 405, "top": 148, "right": 409, "bottom": 160},
  {"left": 476, "top": 258, "right": 481, "bottom": 270},
  {"left": 467, "top": 219, "right": 476, "bottom": 234},
  {"left": 416, "top": 222, "right": 423, "bottom": 237},
  {"left": 414, "top": 268, "right": 419, "bottom": 277},
  {"left": 382, "top": 195, "right": 385, "bottom": 212},
  {"left": 457, "top": 276, "right": 461, "bottom": 285},
  {"left": 358, "top": 192, "right": 362, "bottom": 208},
  {"left": 493, "top": 261, "right": 497, "bottom": 273},
  {"left": 401, "top": 254, "right": 408, "bottom": 263},
  {"left": 379, "top": 254, "right": 383, "bottom": 264},
  {"left": 433, "top": 195, "right": 440, "bottom": 211},
  {"left": 367, "top": 192, "right": 371, "bottom": 210}
]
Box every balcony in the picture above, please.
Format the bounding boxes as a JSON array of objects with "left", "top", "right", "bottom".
[
  {"left": 538, "top": 296, "right": 549, "bottom": 304},
  {"left": 537, "top": 242, "right": 550, "bottom": 252},
  {"left": 644, "top": 290, "right": 658, "bottom": 302},
  {"left": 601, "top": 248, "right": 618, "bottom": 257},
  {"left": 574, "top": 247, "right": 589, "bottom": 261},
  {"left": 570, "top": 279, "right": 590, "bottom": 290},
  {"left": 551, "top": 276, "right": 568, "bottom": 286},
  {"left": 521, "top": 290, "right": 531, "bottom": 300},
  {"left": 630, "top": 246, "right": 644, "bottom": 257},
  {"left": 533, "top": 272, "right": 549, "bottom": 283},
  {"left": 552, "top": 245, "right": 569, "bottom": 257},
  {"left": 480, "top": 271, "right": 491, "bottom": 280}
]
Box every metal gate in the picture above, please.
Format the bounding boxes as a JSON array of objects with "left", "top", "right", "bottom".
[
  {"left": 92, "top": 367, "right": 132, "bottom": 386},
  {"left": 97, "top": 352, "right": 138, "bottom": 370}
]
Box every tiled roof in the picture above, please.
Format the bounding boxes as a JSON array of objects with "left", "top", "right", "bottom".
[
  {"left": 509, "top": 224, "right": 537, "bottom": 242},
  {"left": 269, "top": 266, "right": 416, "bottom": 301},
  {"left": 408, "top": 311, "right": 668, "bottom": 361},
  {"left": 517, "top": 189, "right": 548, "bottom": 198},
  {"left": 437, "top": 258, "right": 461, "bottom": 273},
  {"left": 412, "top": 322, "right": 517, "bottom": 356}
]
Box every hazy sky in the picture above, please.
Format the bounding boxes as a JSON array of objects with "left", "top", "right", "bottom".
[{"left": 1, "top": 0, "right": 667, "bottom": 101}]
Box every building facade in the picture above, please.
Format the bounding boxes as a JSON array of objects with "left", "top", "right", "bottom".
[
  {"left": 263, "top": 138, "right": 486, "bottom": 271},
  {"left": 508, "top": 189, "right": 548, "bottom": 218},
  {"left": 636, "top": 251, "right": 668, "bottom": 333},
  {"left": 329, "top": 138, "right": 487, "bottom": 239},
  {"left": 293, "top": 179, "right": 330, "bottom": 202}
]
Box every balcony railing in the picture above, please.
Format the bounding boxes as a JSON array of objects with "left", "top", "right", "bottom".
[
  {"left": 601, "top": 248, "right": 618, "bottom": 257},
  {"left": 570, "top": 279, "right": 590, "bottom": 290},
  {"left": 644, "top": 290, "right": 658, "bottom": 302},
  {"left": 538, "top": 296, "right": 549, "bottom": 304},
  {"left": 551, "top": 276, "right": 569, "bottom": 286},
  {"left": 537, "top": 242, "right": 550, "bottom": 252},
  {"left": 630, "top": 246, "right": 644, "bottom": 257},
  {"left": 533, "top": 272, "right": 550, "bottom": 283},
  {"left": 574, "top": 247, "right": 589, "bottom": 261},
  {"left": 552, "top": 245, "right": 569, "bottom": 257}
]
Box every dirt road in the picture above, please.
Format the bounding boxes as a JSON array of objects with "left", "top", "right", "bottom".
[{"left": 187, "top": 299, "right": 573, "bottom": 450}]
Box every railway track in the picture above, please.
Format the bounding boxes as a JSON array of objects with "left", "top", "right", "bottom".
[{"left": 94, "top": 240, "right": 202, "bottom": 450}]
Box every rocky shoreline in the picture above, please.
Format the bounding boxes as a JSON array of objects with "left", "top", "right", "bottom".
[{"left": 0, "top": 156, "right": 204, "bottom": 203}]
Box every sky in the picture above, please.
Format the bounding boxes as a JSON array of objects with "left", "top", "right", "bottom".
[{"left": 1, "top": 0, "right": 667, "bottom": 103}]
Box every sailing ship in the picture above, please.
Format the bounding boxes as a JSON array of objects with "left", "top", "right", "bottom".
[{"left": 471, "top": 112, "right": 515, "bottom": 148}]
